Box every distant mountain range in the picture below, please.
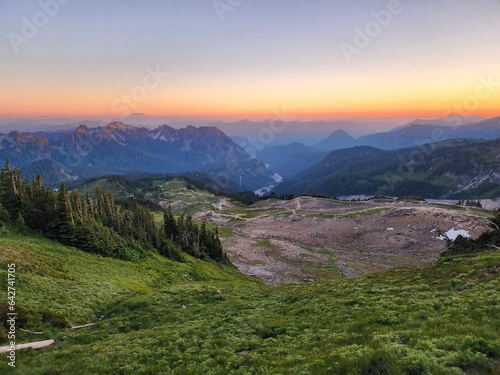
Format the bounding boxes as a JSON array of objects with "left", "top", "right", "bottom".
[
  {"left": 0, "top": 122, "right": 274, "bottom": 191},
  {"left": 315, "top": 116, "right": 500, "bottom": 151},
  {"left": 256, "top": 116, "right": 500, "bottom": 178},
  {"left": 273, "top": 138, "right": 500, "bottom": 199},
  {"left": 2, "top": 116, "right": 499, "bottom": 198}
]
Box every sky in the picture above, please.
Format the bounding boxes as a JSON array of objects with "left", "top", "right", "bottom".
[{"left": 1, "top": 0, "right": 499, "bottom": 122}]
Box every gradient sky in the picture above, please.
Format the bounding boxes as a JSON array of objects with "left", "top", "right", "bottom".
[{"left": 1, "top": 0, "right": 499, "bottom": 120}]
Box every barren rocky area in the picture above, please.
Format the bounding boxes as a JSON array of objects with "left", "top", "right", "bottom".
[{"left": 195, "top": 196, "right": 493, "bottom": 284}]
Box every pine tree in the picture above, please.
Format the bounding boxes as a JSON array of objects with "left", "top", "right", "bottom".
[
  {"left": 163, "top": 206, "right": 179, "bottom": 241},
  {"left": 23, "top": 175, "right": 55, "bottom": 232},
  {"left": 15, "top": 212, "right": 27, "bottom": 231},
  {"left": 50, "top": 181, "right": 75, "bottom": 243},
  {"left": 0, "top": 160, "right": 24, "bottom": 219},
  {"left": 199, "top": 221, "right": 209, "bottom": 256},
  {"left": 210, "top": 228, "right": 224, "bottom": 261}
]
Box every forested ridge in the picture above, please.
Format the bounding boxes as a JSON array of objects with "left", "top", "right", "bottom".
[
  {"left": 273, "top": 139, "right": 500, "bottom": 199},
  {"left": 0, "top": 161, "right": 227, "bottom": 263}
]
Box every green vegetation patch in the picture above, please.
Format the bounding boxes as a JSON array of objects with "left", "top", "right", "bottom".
[{"left": 1, "top": 227, "right": 498, "bottom": 375}]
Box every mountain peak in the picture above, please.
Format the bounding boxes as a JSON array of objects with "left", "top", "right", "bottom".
[
  {"left": 155, "top": 124, "right": 175, "bottom": 131},
  {"left": 315, "top": 129, "right": 356, "bottom": 151},
  {"left": 106, "top": 121, "right": 127, "bottom": 128},
  {"left": 76, "top": 125, "right": 89, "bottom": 133},
  {"left": 331, "top": 129, "right": 353, "bottom": 137}
]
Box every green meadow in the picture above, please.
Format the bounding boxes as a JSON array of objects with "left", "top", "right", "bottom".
[{"left": 0, "top": 226, "right": 499, "bottom": 374}]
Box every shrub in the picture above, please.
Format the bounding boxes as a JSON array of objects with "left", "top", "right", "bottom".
[
  {"left": 375, "top": 313, "right": 400, "bottom": 326},
  {"left": 0, "top": 302, "right": 31, "bottom": 329},
  {"left": 446, "top": 350, "right": 494, "bottom": 373},
  {"left": 403, "top": 352, "right": 437, "bottom": 375},
  {"left": 462, "top": 336, "right": 500, "bottom": 357},
  {"left": 255, "top": 324, "right": 287, "bottom": 339},
  {"left": 41, "top": 311, "right": 69, "bottom": 328},
  {"left": 361, "top": 349, "right": 402, "bottom": 375}
]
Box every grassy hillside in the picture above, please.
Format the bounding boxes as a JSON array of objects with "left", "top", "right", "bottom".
[{"left": 1, "top": 227, "right": 499, "bottom": 374}]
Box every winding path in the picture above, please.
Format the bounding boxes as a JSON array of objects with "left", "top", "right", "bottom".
[{"left": 291, "top": 198, "right": 301, "bottom": 215}]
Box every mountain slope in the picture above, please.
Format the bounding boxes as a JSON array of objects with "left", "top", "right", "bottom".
[
  {"left": 2, "top": 226, "right": 498, "bottom": 374},
  {"left": 0, "top": 122, "right": 274, "bottom": 191},
  {"left": 273, "top": 139, "right": 500, "bottom": 199}
]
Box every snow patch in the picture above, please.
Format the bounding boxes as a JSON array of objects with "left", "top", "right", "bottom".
[
  {"left": 254, "top": 174, "right": 283, "bottom": 196},
  {"left": 271, "top": 173, "right": 283, "bottom": 183},
  {"left": 339, "top": 195, "right": 375, "bottom": 201},
  {"left": 437, "top": 228, "right": 470, "bottom": 241},
  {"left": 254, "top": 185, "right": 274, "bottom": 196}
]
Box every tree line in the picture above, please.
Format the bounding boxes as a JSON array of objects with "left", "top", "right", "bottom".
[
  {"left": 456, "top": 200, "right": 482, "bottom": 208},
  {"left": 0, "top": 161, "right": 227, "bottom": 263}
]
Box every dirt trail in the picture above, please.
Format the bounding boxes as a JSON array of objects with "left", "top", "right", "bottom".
[{"left": 291, "top": 198, "right": 301, "bottom": 215}]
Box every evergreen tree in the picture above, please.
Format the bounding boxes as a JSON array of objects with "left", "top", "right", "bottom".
[
  {"left": 0, "top": 160, "right": 24, "bottom": 220},
  {"left": 49, "top": 181, "right": 75, "bottom": 243},
  {"left": 163, "top": 206, "right": 179, "bottom": 241}
]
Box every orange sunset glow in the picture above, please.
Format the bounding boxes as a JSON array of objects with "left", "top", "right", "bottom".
[{"left": 1, "top": 0, "right": 499, "bottom": 124}]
